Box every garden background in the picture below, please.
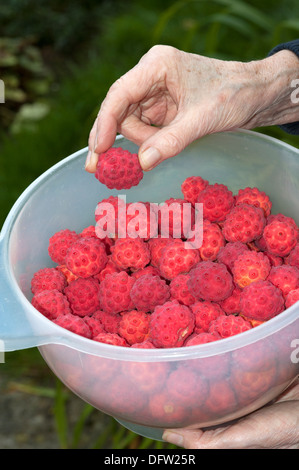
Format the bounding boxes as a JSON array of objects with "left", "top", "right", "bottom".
[{"left": 0, "top": 0, "right": 298, "bottom": 449}]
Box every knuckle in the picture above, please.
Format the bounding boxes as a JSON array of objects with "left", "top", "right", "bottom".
[
  {"left": 163, "top": 130, "right": 184, "bottom": 154},
  {"left": 148, "top": 44, "right": 177, "bottom": 57},
  {"left": 141, "top": 45, "right": 179, "bottom": 67},
  {"left": 107, "top": 76, "right": 123, "bottom": 94}
]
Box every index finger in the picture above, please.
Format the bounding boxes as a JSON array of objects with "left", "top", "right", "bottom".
[{"left": 94, "top": 62, "right": 158, "bottom": 153}]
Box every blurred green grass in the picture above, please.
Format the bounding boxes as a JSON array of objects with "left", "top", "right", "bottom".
[{"left": 0, "top": 0, "right": 299, "bottom": 449}]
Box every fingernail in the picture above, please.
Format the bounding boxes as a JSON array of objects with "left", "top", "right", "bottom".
[
  {"left": 85, "top": 150, "right": 92, "bottom": 166},
  {"left": 85, "top": 150, "right": 99, "bottom": 172},
  {"left": 139, "top": 147, "right": 161, "bottom": 170},
  {"left": 162, "top": 431, "right": 184, "bottom": 447}
]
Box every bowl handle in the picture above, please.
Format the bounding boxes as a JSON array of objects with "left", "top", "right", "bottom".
[{"left": 0, "top": 237, "right": 59, "bottom": 353}]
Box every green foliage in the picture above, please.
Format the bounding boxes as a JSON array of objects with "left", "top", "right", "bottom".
[
  {"left": 0, "top": 37, "right": 52, "bottom": 131},
  {"left": 149, "top": 0, "right": 299, "bottom": 59},
  {"left": 52, "top": 378, "right": 177, "bottom": 449},
  {"left": 0, "top": 0, "right": 114, "bottom": 54}
]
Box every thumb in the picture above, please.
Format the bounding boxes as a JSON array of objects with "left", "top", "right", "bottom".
[{"left": 138, "top": 114, "right": 199, "bottom": 171}]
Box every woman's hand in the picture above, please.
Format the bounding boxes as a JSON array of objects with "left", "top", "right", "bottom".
[{"left": 85, "top": 45, "right": 299, "bottom": 172}]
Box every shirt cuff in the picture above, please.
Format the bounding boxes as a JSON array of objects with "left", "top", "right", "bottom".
[{"left": 268, "top": 40, "right": 299, "bottom": 59}]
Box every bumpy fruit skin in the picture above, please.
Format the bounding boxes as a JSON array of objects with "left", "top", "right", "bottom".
[
  {"left": 111, "top": 237, "right": 150, "bottom": 271},
  {"left": 159, "top": 239, "right": 200, "bottom": 280},
  {"left": 48, "top": 229, "right": 79, "bottom": 264},
  {"left": 285, "top": 243, "right": 299, "bottom": 269},
  {"left": 65, "top": 237, "right": 108, "bottom": 278},
  {"left": 130, "top": 274, "right": 170, "bottom": 312},
  {"left": 217, "top": 241, "right": 249, "bottom": 272},
  {"left": 31, "top": 267, "right": 67, "bottom": 294},
  {"left": 94, "top": 195, "right": 123, "bottom": 239},
  {"left": 158, "top": 197, "right": 195, "bottom": 238},
  {"left": 169, "top": 273, "right": 197, "bottom": 306},
  {"left": 131, "top": 265, "right": 161, "bottom": 280},
  {"left": 240, "top": 315, "right": 265, "bottom": 328},
  {"left": 92, "top": 310, "right": 121, "bottom": 334},
  {"left": 33, "top": 177, "right": 295, "bottom": 352},
  {"left": 184, "top": 332, "right": 219, "bottom": 346},
  {"left": 198, "top": 219, "right": 226, "bottom": 261},
  {"left": 83, "top": 354, "right": 120, "bottom": 384},
  {"left": 235, "top": 186, "right": 272, "bottom": 217},
  {"left": 190, "top": 300, "right": 225, "bottom": 333},
  {"left": 80, "top": 225, "right": 97, "bottom": 238},
  {"left": 64, "top": 277, "right": 101, "bottom": 316},
  {"left": 83, "top": 316, "right": 105, "bottom": 337},
  {"left": 267, "top": 213, "right": 299, "bottom": 234},
  {"left": 231, "top": 340, "right": 277, "bottom": 403},
  {"left": 204, "top": 380, "right": 238, "bottom": 416},
  {"left": 95, "top": 196, "right": 157, "bottom": 241},
  {"left": 263, "top": 220, "right": 297, "bottom": 257},
  {"left": 232, "top": 250, "right": 271, "bottom": 288},
  {"left": 192, "top": 350, "right": 230, "bottom": 380},
  {"left": 56, "top": 265, "right": 78, "bottom": 284},
  {"left": 94, "top": 255, "right": 121, "bottom": 282},
  {"left": 219, "top": 286, "right": 242, "bottom": 314},
  {"left": 197, "top": 183, "right": 235, "bottom": 222},
  {"left": 285, "top": 288, "right": 299, "bottom": 308},
  {"left": 188, "top": 261, "right": 234, "bottom": 302},
  {"left": 264, "top": 252, "right": 283, "bottom": 267},
  {"left": 232, "top": 366, "right": 277, "bottom": 405},
  {"left": 31, "top": 289, "right": 72, "bottom": 320},
  {"left": 233, "top": 339, "right": 276, "bottom": 372},
  {"left": 181, "top": 176, "right": 209, "bottom": 206},
  {"left": 93, "top": 332, "right": 129, "bottom": 347},
  {"left": 149, "top": 300, "right": 195, "bottom": 348},
  {"left": 123, "top": 359, "right": 168, "bottom": 393},
  {"left": 208, "top": 314, "right": 252, "bottom": 338},
  {"left": 126, "top": 201, "right": 158, "bottom": 240},
  {"left": 148, "top": 391, "right": 187, "bottom": 426},
  {"left": 222, "top": 203, "right": 266, "bottom": 243},
  {"left": 98, "top": 271, "right": 135, "bottom": 314},
  {"left": 240, "top": 280, "right": 285, "bottom": 321},
  {"left": 95, "top": 147, "right": 143, "bottom": 190},
  {"left": 107, "top": 375, "right": 147, "bottom": 417},
  {"left": 118, "top": 310, "right": 151, "bottom": 345},
  {"left": 53, "top": 313, "right": 92, "bottom": 338},
  {"left": 130, "top": 340, "right": 156, "bottom": 349},
  {"left": 147, "top": 236, "right": 173, "bottom": 268},
  {"left": 166, "top": 366, "right": 208, "bottom": 407},
  {"left": 267, "top": 264, "right": 299, "bottom": 298}
]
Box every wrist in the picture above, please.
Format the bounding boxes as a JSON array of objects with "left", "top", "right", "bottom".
[{"left": 242, "top": 50, "right": 299, "bottom": 129}]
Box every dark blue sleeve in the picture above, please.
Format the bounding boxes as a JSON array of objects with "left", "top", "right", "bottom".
[{"left": 268, "top": 40, "right": 299, "bottom": 135}]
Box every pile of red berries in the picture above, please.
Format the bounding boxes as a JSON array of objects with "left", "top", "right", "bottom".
[{"left": 30, "top": 148, "right": 299, "bottom": 349}]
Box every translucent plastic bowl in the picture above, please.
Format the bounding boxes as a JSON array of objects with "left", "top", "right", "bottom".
[{"left": 0, "top": 130, "right": 298, "bottom": 441}]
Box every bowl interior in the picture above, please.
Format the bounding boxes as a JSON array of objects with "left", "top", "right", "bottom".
[
  {"left": 10, "top": 130, "right": 299, "bottom": 293},
  {"left": 5, "top": 129, "right": 299, "bottom": 358}
]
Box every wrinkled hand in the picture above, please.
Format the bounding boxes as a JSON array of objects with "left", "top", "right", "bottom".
[
  {"left": 162, "top": 378, "right": 299, "bottom": 449},
  {"left": 85, "top": 45, "right": 299, "bottom": 172}
]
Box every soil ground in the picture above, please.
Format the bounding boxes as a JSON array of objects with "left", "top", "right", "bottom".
[{"left": 0, "top": 348, "right": 113, "bottom": 449}]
